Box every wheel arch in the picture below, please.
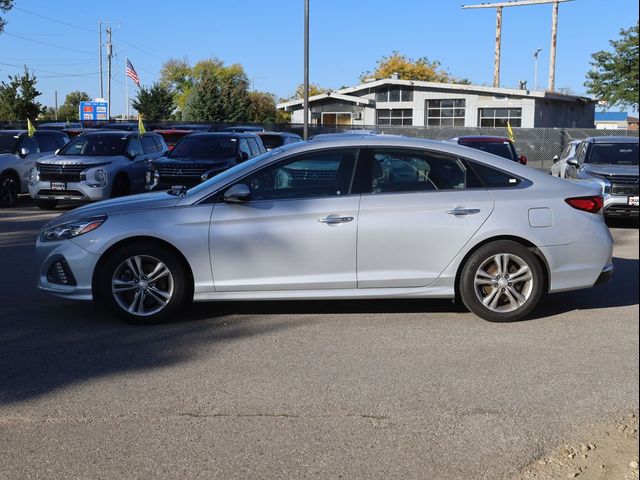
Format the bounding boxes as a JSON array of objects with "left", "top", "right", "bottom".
[
  {"left": 92, "top": 235, "right": 195, "bottom": 302},
  {"left": 454, "top": 235, "right": 551, "bottom": 301}
]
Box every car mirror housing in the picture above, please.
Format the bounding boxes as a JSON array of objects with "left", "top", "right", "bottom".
[
  {"left": 519, "top": 155, "right": 528, "bottom": 165},
  {"left": 567, "top": 158, "right": 579, "bottom": 167},
  {"left": 19, "top": 147, "right": 30, "bottom": 158},
  {"left": 223, "top": 183, "right": 251, "bottom": 203},
  {"left": 552, "top": 155, "right": 559, "bottom": 163}
]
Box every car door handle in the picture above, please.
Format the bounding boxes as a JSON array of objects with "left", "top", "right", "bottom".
[
  {"left": 319, "top": 215, "right": 354, "bottom": 225},
  {"left": 445, "top": 207, "right": 481, "bottom": 216}
]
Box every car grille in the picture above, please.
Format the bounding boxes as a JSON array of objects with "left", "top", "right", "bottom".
[
  {"left": 157, "top": 165, "right": 209, "bottom": 176},
  {"left": 611, "top": 184, "right": 639, "bottom": 195},
  {"left": 38, "top": 163, "right": 87, "bottom": 182},
  {"left": 605, "top": 204, "right": 639, "bottom": 217},
  {"left": 37, "top": 189, "right": 86, "bottom": 198},
  {"left": 158, "top": 175, "right": 202, "bottom": 187}
]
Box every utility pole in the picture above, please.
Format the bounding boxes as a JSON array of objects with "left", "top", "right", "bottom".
[
  {"left": 533, "top": 47, "right": 542, "bottom": 90},
  {"left": 98, "top": 21, "right": 103, "bottom": 99},
  {"left": 54, "top": 90, "right": 58, "bottom": 121},
  {"left": 548, "top": 1, "right": 559, "bottom": 91},
  {"left": 462, "top": 0, "right": 573, "bottom": 91},
  {"left": 106, "top": 27, "right": 112, "bottom": 119},
  {"left": 303, "top": 0, "right": 309, "bottom": 140}
]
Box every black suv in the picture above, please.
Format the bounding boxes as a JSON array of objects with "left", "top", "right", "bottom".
[{"left": 147, "top": 132, "right": 266, "bottom": 190}]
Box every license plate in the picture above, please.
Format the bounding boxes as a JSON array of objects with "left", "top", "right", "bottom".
[
  {"left": 629, "top": 196, "right": 639, "bottom": 206},
  {"left": 50, "top": 182, "right": 66, "bottom": 191}
]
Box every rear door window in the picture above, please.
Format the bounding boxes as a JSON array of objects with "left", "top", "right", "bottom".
[{"left": 469, "top": 162, "right": 523, "bottom": 188}]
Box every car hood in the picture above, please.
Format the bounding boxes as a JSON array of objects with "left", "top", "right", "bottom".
[
  {"left": 0, "top": 152, "right": 17, "bottom": 162},
  {"left": 155, "top": 156, "right": 236, "bottom": 168},
  {"left": 37, "top": 155, "right": 120, "bottom": 166},
  {"left": 46, "top": 191, "right": 181, "bottom": 227},
  {"left": 583, "top": 164, "right": 639, "bottom": 176}
]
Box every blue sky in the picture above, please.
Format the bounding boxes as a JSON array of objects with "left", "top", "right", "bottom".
[{"left": 0, "top": 0, "right": 638, "bottom": 115}]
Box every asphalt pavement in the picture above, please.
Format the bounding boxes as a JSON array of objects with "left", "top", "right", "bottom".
[{"left": 0, "top": 198, "right": 638, "bottom": 480}]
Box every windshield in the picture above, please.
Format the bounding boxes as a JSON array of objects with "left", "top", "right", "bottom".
[
  {"left": 586, "top": 143, "right": 639, "bottom": 165},
  {"left": 0, "top": 133, "right": 20, "bottom": 154},
  {"left": 170, "top": 136, "right": 237, "bottom": 159},
  {"left": 58, "top": 134, "right": 127, "bottom": 156},
  {"left": 459, "top": 141, "right": 516, "bottom": 161}
]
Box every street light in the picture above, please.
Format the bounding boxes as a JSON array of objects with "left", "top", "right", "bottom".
[{"left": 533, "top": 48, "right": 542, "bottom": 90}]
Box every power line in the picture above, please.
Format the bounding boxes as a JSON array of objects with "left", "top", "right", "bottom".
[
  {"left": 12, "top": 6, "right": 98, "bottom": 33},
  {"left": 112, "top": 34, "right": 164, "bottom": 62},
  {"left": 0, "top": 62, "right": 98, "bottom": 78},
  {"left": 2, "top": 32, "right": 95, "bottom": 55}
]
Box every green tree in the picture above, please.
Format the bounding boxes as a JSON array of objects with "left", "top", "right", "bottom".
[
  {"left": 0, "top": 67, "right": 43, "bottom": 121},
  {"left": 585, "top": 22, "right": 639, "bottom": 110},
  {"left": 159, "top": 57, "right": 193, "bottom": 111},
  {"left": 182, "top": 61, "right": 251, "bottom": 122},
  {"left": 248, "top": 91, "right": 277, "bottom": 122},
  {"left": 289, "top": 83, "right": 330, "bottom": 100},
  {"left": 131, "top": 82, "right": 175, "bottom": 120},
  {"left": 38, "top": 106, "right": 57, "bottom": 121},
  {"left": 360, "top": 51, "right": 458, "bottom": 83},
  {"left": 1, "top": 0, "right": 13, "bottom": 35},
  {"left": 57, "top": 91, "right": 91, "bottom": 121}
]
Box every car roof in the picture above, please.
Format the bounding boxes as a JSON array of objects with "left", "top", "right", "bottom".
[
  {"left": 77, "top": 130, "right": 157, "bottom": 138},
  {"left": 0, "top": 129, "right": 64, "bottom": 136},
  {"left": 586, "top": 136, "right": 640, "bottom": 144},
  {"left": 188, "top": 132, "right": 259, "bottom": 138},
  {"left": 258, "top": 131, "right": 301, "bottom": 137},
  {"left": 454, "top": 136, "right": 513, "bottom": 143},
  {"left": 0, "top": 130, "right": 26, "bottom": 136}
]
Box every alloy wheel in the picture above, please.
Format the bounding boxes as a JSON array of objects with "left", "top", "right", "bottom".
[{"left": 473, "top": 253, "right": 534, "bottom": 313}]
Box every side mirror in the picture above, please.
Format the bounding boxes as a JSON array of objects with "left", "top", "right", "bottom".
[
  {"left": 519, "top": 155, "right": 528, "bottom": 165},
  {"left": 19, "top": 147, "right": 30, "bottom": 158},
  {"left": 552, "top": 154, "right": 559, "bottom": 163},
  {"left": 237, "top": 151, "right": 249, "bottom": 162},
  {"left": 567, "top": 157, "right": 579, "bottom": 167},
  {"left": 54, "top": 148, "right": 60, "bottom": 155},
  {"left": 223, "top": 183, "right": 251, "bottom": 203},
  {"left": 127, "top": 151, "right": 138, "bottom": 160}
]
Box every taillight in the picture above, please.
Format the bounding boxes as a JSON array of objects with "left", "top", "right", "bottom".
[{"left": 565, "top": 196, "right": 604, "bottom": 214}]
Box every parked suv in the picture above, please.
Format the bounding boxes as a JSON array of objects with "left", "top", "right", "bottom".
[
  {"left": 147, "top": 132, "right": 266, "bottom": 190},
  {"left": 562, "top": 136, "right": 639, "bottom": 217},
  {"left": 0, "top": 130, "right": 69, "bottom": 207},
  {"left": 452, "top": 136, "right": 527, "bottom": 165},
  {"left": 257, "top": 131, "right": 303, "bottom": 151},
  {"left": 29, "top": 130, "right": 167, "bottom": 209}
]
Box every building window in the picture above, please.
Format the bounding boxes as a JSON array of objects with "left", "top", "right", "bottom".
[
  {"left": 376, "top": 88, "right": 413, "bottom": 102},
  {"left": 321, "top": 113, "right": 352, "bottom": 126},
  {"left": 425, "top": 99, "right": 466, "bottom": 126},
  {"left": 478, "top": 108, "right": 522, "bottom": 127},
  {"left": 376, "top": 109, "right": 413, "bottom": 125}
]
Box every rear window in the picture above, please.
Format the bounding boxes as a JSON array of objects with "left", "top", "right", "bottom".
[
  {"left": 459, "top": 141, "right": 517, "bottom": 161},
  {"left": 469, "top": 162, "right": 522, "bottom": 188},
  {"left": 259, "top": 134, "right": 285, "bottom": 150}
]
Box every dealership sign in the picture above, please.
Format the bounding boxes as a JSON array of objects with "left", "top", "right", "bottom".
[{"left": 79, "top": 101, "right": 109, "bottom": 121}]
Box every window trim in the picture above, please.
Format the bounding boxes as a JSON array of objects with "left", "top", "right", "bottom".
[{"left": 425, "top": 99, "right": 467, "bottom": 127}]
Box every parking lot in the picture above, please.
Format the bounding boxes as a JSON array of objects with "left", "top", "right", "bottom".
[{"left": 0, "top": 199, "right": 638, "bottom": 479}]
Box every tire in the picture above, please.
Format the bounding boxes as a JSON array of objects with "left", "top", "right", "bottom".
[
  {"left": 111, "top": 175, "right": 130, "bottom": 198},
  {"left": 0, "top": 172, "right": 19, "bottom": 208},
  {"left": 459, "top": 240, "right": 544, "bottom": 322},
  {"left": 36, "top": 199, "right": 59, "bottom": 210},
  {"left": 98, "top": 242, "right": 191, "bottom": 324}
]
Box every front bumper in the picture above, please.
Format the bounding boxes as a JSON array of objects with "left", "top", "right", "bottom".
[
  {"left": 29, "top": 180, "right": 111, "bottom": 202},
  {"left": 603, "top": 194, "right": 639, "bottom": 217},
  {"left": 35, "top": 237, "right": 99, "bottom": 300},
  {"left": 594, "top": 263, "right": 614, "bottom": 286}
]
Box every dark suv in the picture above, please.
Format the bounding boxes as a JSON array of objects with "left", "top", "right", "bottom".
[
  {"left": 147, "top": 132, "right": 266, "bottom": 190},
  {"left": 452, "top": 136, "right": 527, "bottom": 165}
]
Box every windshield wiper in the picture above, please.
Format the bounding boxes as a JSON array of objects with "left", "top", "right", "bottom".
[{"left": 167, "top": 185, "right": 187, "bottom": 196}]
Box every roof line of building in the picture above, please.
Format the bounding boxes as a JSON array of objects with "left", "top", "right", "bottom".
[{"left": 277, "top": 78, "right": 593, "bottom": 110}]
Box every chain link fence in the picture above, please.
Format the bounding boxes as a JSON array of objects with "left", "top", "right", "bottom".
[{"left": 4, "top": 120, "right": 638, "bottom": 173}]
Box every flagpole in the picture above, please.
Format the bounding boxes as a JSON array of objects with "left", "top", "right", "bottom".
[{"left": 125, "top": 59, "right": 129, "bottom": 120}]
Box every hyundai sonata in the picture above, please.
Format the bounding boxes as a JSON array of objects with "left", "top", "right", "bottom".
[{"left": 35, "top": 135, "right": 613, "bottom": 324}]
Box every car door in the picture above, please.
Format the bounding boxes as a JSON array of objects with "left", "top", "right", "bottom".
[
  {"left": 356, "top": 147, "right": 494, "bottom": 288},
  {"left": 128, "top": 136, "right": 152, "bottom": 192},
  {"left": 16, "top": 136, "right": 46, "bottom": 192},
  {"left": 210, "top": 148, "right": 360, "bottom": 291}
]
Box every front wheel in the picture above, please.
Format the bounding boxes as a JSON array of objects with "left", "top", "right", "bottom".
[
  {"left": 0, "top": 172, "right": 19, "bottom": 208},
  {"left": 459, "top": 241, "right": 544, "bottom": 322},
  {"left": 98, "top": 243, "right": 191, "bottom": 324}
]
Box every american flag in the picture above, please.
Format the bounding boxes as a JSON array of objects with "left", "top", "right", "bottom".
[{"left": 126, "top": 59, "right": 140, "bottom": 87}]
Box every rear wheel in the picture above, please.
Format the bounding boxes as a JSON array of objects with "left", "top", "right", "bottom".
[
  {"left": 0, "top": 172, "right": 19, "bottom": 208},
  {"left": 459, "top": 241, "right": 544, "bottom": 322},
  {"left": 36, "top": 199, "right": 59, "bottom": 210},
  {"left": 98, "top": 243, "right": 190, "bottom": 324}
]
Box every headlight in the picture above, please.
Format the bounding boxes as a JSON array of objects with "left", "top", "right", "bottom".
[
  {"left": 41, "top": 215, "right": 107, "bottom": 242},
  {"left": 82, "top": 168, "right": 108, "bottom": 187},
  {"left": 145, "top": 169, "right": 159, "bottom": 190},
  {"left": 29, "top": 166, "right": 40, "bottom": 184}
]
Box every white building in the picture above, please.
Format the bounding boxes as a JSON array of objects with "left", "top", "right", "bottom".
[{"left": 277, "top": 78, "right": 595, "bottom": 129}]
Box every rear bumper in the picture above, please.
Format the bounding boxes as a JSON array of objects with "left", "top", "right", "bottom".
[{"left": 594, "top": 263, "right": 614, "bottom": 286}]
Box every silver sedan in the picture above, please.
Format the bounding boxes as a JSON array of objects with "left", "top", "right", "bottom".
[{"left": 35, "top": 135, "right": 613, "bottom": 323}]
